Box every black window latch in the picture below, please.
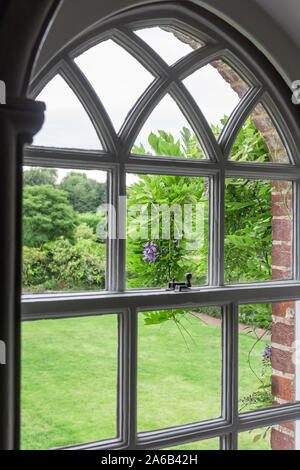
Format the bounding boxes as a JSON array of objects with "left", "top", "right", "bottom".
[{"left": 167, "top": 273, "right": 192, "bottom": 292}]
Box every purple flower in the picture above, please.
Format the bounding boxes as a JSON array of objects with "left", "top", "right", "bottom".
[
  {"left": 143, "top": 241, "right": 159, "bottom": 264},
  {"left": 204, "top": 179, "right": 209, "bottom": 189},
  {"left": 262, "top": 343, "right": 272, "bottom": 361}
]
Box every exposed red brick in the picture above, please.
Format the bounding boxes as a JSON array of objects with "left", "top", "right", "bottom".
[
  {"left": 271, "top": 428, "right": 295, "bottom": 450},
  {"left": 271, "top": 195, "right": 292, "bottom": 217},
  {"left": 214, "top": 67, "right": 242, "bottom": 85},
  {"left": 231, "top": 83, "right": 248, "bottom": 99},
  {"left": 271, "top": 180, "right": 292, "bottom": 192},
  {"left": 272, "top": 322, "right": 295, "bottom": 347},
  {"left": 263, "top": 132, "right": 286, "bottom": 154},
  {"left": 272, "top": 219, "right": 292, "bottom": 242},
  {"left": 210, "top": 59, "right": 224, "bottom": 69},
  {"left": 271, "top": 245, "right": 292, "bottom": 268},
  {"left": 281, "top": 421, "right": 295, "bottom": 432},
  {"left": 272, "top": 302, "right": 295, "bottom": 319},
  {"left": 266, "top": 420, "right": 294, "bottom": 433},
  {"left": 272, "top": 348, "right": 295, "bottom": 375},
  {"left": 252, "top": 115, "right": 273, "bottom": 133},
  {"left": 272, "top": 375, "right": 295, "bottom": 402},
  {"left": 272, "top": 268, "right": 291, "bottom": 281},
  {"left": 252, "top": 103, "right": 266, "bottom": 115}
]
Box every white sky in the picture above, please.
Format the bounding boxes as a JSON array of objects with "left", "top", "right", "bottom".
[{"left": 32, "top": 27, "right": 240, "bottom": 184}]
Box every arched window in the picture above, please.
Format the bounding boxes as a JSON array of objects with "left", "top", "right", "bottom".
[{"left": 22, "top": 4, "right": 300, "bottom": 450}]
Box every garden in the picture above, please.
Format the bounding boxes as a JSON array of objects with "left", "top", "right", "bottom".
[{"left": 21, "top": 115, "right": 280, "bottom": 449}]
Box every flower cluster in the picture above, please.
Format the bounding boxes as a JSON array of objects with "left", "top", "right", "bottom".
[
  {"left": 142, "top": 241, "right": 159, "bottom": 264},
  {"left": 142, "top": 237, "right": 183, "bottom": 265},
  {"left": 262, "top": 343, "right": 272, "bottom": 362}
]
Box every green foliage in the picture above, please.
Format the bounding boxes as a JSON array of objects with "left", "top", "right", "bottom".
[
  {"left": 78, "top": 212, "right": 103, "bottom": 235},
  {"left": 23, "top": 168, "right": 58, "bottom": 186},
  {"left": 23, "top": 185, "right": 77, "bottom": 247},
  {"left": 230, "top": 116, "right": 268, "bottom": 163},
  {"left": 224, "top": 178, "right": 272, "bottom": 283},
  {"left": 132, "top": 126, "right": 206, "bottom": 159},
  {"left": 75, "top": 222, "right": 95, "bottom": 240},
  {"left": 45, "top": 237, "right": 105, "bottom": 290},
  {"left": 59, "top": 172, "right": 106, "bottom": 213},
  {"left": 129, "top": 128, "right": 209, "bottom": 290},
  {"left": 128, "top": 120, "right": 275, "bottom": 328},
  {"left": 239, "top": 304, "right": 272, "bottom": 329},
  {"left": 239, "top": 335, "right": 273, "bottom": 412},
  {"left": 223, "top": 117, "right": 273, "bottom": 284},
  {"left": 148, "top": 130, "right": 184, "bottom": 157},
  {"left": 180, "top": 127, "right": 206, "bottom": 159},
  {"left": 23, "top": 225, "right": 106, "bottom": 291},
  {"left": 23, "top": 119, "right": 283, "bottom": 332},
  {"left": 143, "top": 309, "right": 188, "bottom": 326},
  {"left": 22, "top": 246, "right": 48, "bottom": 287},
  {"left": 127, "top": 173, "right": 208, "bottom": 288}
]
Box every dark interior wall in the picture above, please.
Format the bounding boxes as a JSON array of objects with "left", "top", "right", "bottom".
[
  {"left": 0, "top": 0, "right": 61, "bottom": 97},
  {"left": 33, "top": 0, "right": 300, "bottom": 88}
]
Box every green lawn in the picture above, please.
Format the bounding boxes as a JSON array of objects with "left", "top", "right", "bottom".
[{"left": 21, "top": 313, "right": 271, "bottom": 450}]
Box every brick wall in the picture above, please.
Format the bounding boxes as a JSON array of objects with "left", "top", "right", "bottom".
[
  {"left": 213, "top": 61, "right": 295, "bottom": 450},
  {"left": 174, "top": 31, "right": 296, "bottom": 449},
  {"left": 212, "top": 61, "right": 296, "bottom": 450}
]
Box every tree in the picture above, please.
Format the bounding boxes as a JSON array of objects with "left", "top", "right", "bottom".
[
  {"left": 59, "top": 172, "right": 106, "bottom": 213},
  {"left": 23, "top": 168, "right": 58, "bottom": 186},
  {"left": 128, "top": 128, "right": 209, "bottom": 289},
  {"left": 23, "top": 185, "right": 77, "bottom": 247},
  {"left": 127, "top": 173, "right": 208, "bottom": 288},
  {"left": 128, "top": 120, "right": 274, "bottom": 327}
]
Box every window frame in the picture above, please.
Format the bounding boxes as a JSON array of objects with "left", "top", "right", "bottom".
[{"left": 22, "top": 3, "right": 300, "bottom": 450}]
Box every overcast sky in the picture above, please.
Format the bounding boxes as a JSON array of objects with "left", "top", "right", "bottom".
[{"left": 31, "top": 27, "right": 240, "bottom": 185}]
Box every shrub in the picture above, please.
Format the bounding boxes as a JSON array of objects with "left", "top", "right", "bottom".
[
  {"left": 77, "top": 212, "right": 102, "bottom": 234},
  {"left": 46, "top": 237, "right": 105, "bottom": 289},
  {"left": 22, "top": 246, "right": 48, "bottom": 287},
  {"left": 23, "top": 184, "right": 77, "bottom": 247},
  {"left": 23, "top": 228, "right": 106, "bottom": 291}
]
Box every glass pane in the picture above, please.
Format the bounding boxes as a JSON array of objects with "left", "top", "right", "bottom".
[
  {"left": 126, "top": 173, "right": 209, "bottom": 289},
  {"left": 33, "top": 75, "right": 101, "bottom": 149},
  {"left": 239, "top": 421, "right": 298, "bottom": 450},
  {"left": 183, "top": 61, "right": 249, "bottom": 136},
  {"left": 75, "top": 39, "right": 154, "bottom": 132},
  {"left": 132, "top": 94, "right": 206, "bottom": 158},
  {"left": 229, "top": 103, "right": 291, "bottom": 163},
  {"left": 22, "top": 166, "right": 107, "bottom": 293},
  {"left": 134, "top": 26, "right": 203, "bottom": 65},
  {"left": 21, "top": 315, "right": 118, "bottom": 449},
  {"left": 137, "top": 307, "right": 222, "bottom": 431},
  {"left": 164, "top": 438, "right": 219, "bottom": 450},
  {"left": 224, "top": 178, "right": 293, "bottom": 283},
  {"left": 239, "top": 302, "right": 298, "bottom": 413}
]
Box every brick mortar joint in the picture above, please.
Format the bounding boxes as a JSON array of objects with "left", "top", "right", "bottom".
[
  {"left": 273, "top": 424, "right": 295, "bottom": 438},
  {"left": 272, "top": 315, "right": 295, "bottom": 326},
  {"left": 270, "top": 265, "right": 291, "bottom": 271},
  {"left": 271, "top": 342, "right": 295, "bottom": 353},
  {"left": 272, "top": 368, "right": 295, "bottom": 380}
]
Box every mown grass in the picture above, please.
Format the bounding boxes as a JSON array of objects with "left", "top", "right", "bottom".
[{"left": 21, "top": 313, "right": 270, "bottom": 450}]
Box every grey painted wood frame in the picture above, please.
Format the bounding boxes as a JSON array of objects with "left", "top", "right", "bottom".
[{"left": 23, "top": 3, "right": 300, "bottom": 450}]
